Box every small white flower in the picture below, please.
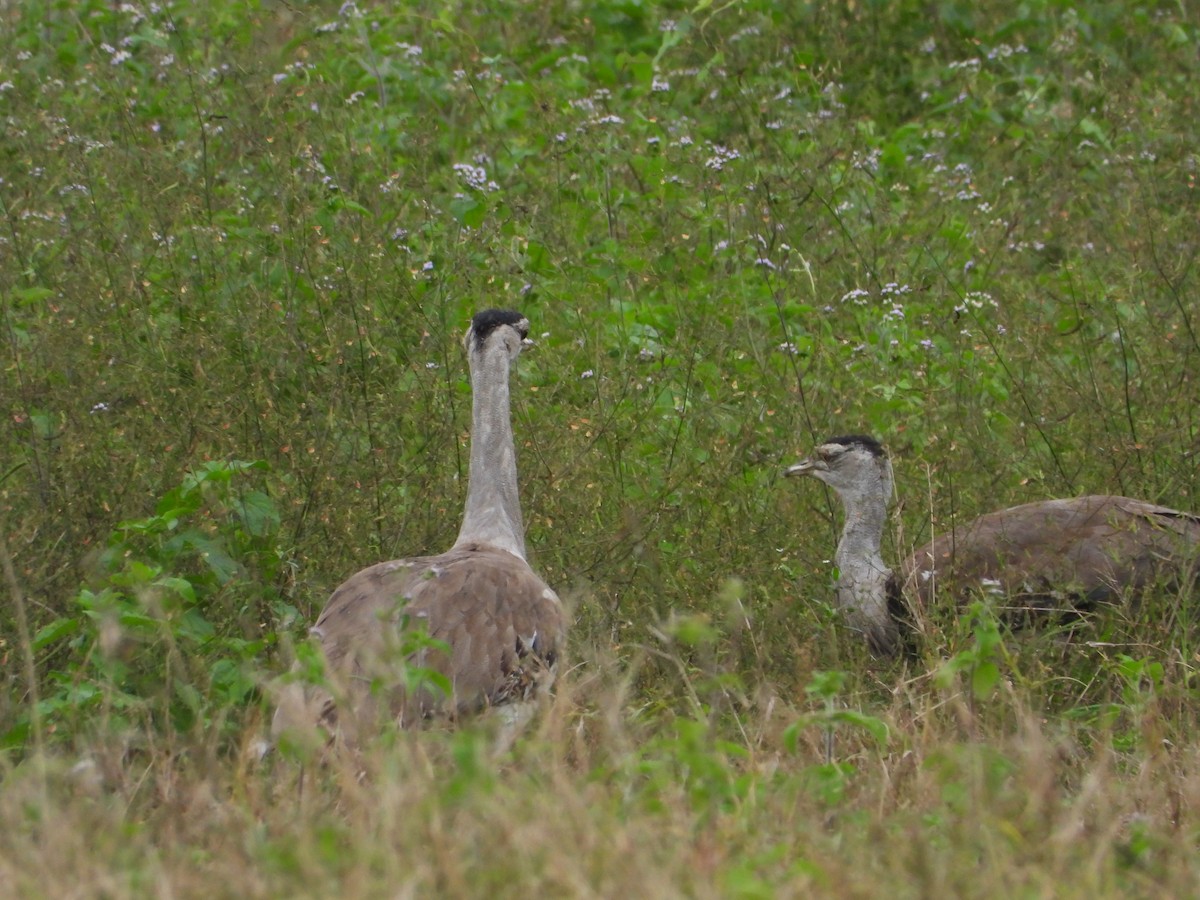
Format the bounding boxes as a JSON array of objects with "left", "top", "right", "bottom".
[{"left": 704, "top": 144, "right": 741, "bottom": 171}]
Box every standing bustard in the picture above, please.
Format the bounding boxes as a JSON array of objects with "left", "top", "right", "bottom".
[
  {"left": 273, "top": 309, "right": 566, "bottom": 745},
  {"left": 785, "top": 435, "right": 1200, "bottom": 656}
]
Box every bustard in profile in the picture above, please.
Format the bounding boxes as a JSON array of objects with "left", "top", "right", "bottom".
[
  {"left": 273, "top": 309, "right": 566, "bottom": 746},
  {"left": 786, "top": 435, "right": 1200, "bottom": 656}
]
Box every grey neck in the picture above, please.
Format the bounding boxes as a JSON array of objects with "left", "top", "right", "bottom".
[
  {"left": 836, "top": 490, "right": 889, "bottom": 576},
  {"left": 832, "top": 474, "right": 896, "bottom": 647},
  {"left": 454, "top": 343, "right": 526, "bottom": 559}
]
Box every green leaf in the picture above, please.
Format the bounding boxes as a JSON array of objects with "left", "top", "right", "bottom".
[
  {"left": 332, "top": 196, "right": 371, "bottom": 216},
  {"left": 826, "top": 709, "right": 890, "bottom": 748},
  {"left": 173, "top": 530, "right": 240, "bottom": 583},
  {"left": 13, "top": 286, "right": 55, "bottom": 307},
  {"left": 971, "top": 660, "right": 1000, "bottom": 699},
  {"left": 449, "top": 196, "right": 485, "bottom": 228},
  {"left": 177, "top": 608, "right": 216, "bottom": 642},
  {"left": 0, "top": 721, "right": 31, "bottom": 750},
  {"left": 235, "top": 490, "right": 280, "bottom": 537},
  {"left": 209, "top": 659, "right": 255, "bottom": 704},
  {"left": 155, "top": 575, "right": 198, "bottom": 605},
  {"left": 804, "top": 669, "right": 848, "bottom": 700},
  {"left": 1078, "top": 117, "right": 1112, "bottom": 149},
  {"left": 174, "top": 678, "right": 203, "bottom": 716},
  {"left": 524, "top": 240, "right": 550, "bottom": 275},
  {"left": 32, "top": 617, "right": 81, "bottom": 650}
]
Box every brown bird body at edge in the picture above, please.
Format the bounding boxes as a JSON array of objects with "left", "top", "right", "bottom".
[
  {"left": 786, "top": 435, "right": 1200, "bottom": 656},
  {"left": 273, "top": 309, "right": 567, "bottom": 747}
]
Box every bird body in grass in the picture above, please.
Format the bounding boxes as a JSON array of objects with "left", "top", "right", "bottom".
[
  {"left": 273, "top": 309, "right": 566, "bottom": 746},
  {"left": 786, "top": 435, "right": 1200, "bottom": 656}
]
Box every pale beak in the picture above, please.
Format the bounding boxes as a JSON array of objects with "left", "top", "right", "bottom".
[{"left": 784, "top": 458, "right": 821, "bottom": 478}]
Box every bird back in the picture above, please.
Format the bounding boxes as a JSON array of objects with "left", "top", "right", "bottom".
[{"left": 901, "top": 495, "right": 1200, "bottom": 610}]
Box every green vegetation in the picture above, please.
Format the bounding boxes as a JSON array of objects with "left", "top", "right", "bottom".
[{"left": 2, "top": 0, "right": 1198, "bottom": 894}]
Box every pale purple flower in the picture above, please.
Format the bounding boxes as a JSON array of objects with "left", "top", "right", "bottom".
[{"left": 705, "top": 145, "right": 741, "bottom": 171}]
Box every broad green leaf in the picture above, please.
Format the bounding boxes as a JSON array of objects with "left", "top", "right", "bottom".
[{"left": 32, "top": 617, "right": 80, "bottom": 650}]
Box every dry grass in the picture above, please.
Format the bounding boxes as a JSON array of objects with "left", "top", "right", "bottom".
[{"left": 3, "top": 641, "right": 1199, "bottom": 898}]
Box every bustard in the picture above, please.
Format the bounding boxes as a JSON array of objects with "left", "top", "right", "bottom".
[
  {"left": 785, "top": 434, "right": 1200, "bottom": 656},
  {"left": 273, "top": 309, "right": 566, "bottom": 746}
]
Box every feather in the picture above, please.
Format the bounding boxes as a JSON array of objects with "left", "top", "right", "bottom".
[
  {"left": 273, "top": 311, "right": 565, "bottom": 747},
  {"left": 787, "top": 437, "right": 1200, "bottom": 655}
]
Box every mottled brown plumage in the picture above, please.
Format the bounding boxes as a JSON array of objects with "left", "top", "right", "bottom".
[
  {"left": 787, "top": 436, "right": 1200, "bottom": 655},
  {"left": 273, "top": 310, "right": 566, "bottom": 746},
  {"left": 902, "top": 495, "right": 1200, "bottom": 612}
]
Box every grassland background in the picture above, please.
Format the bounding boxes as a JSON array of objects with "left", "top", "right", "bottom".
[{"left": 1, "top": 0, "right": 1199, "bottom": 896}]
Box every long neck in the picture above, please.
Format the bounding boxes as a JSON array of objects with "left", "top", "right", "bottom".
[
  {"left": 832, "top": 477, "right": 897, "bottom": 651},
  {"left": 835, "top": 488, "right": 889, "bottom": 577},
  {"left": 454, "top": 345, "right": 526, "bottom": 559}
]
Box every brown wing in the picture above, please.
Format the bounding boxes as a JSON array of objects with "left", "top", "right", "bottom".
[
  {"left": 283, "top": 543, "right": 565, "bottom": 741},
  {"left": 901, "top": 495, "right": 1200, "bottom": 610}
]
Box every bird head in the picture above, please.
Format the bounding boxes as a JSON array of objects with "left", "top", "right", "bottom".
[
  {"left": 466, "top": 309, "right": 531, "bottom": 364},
  {"left": 785, "top": 434, "right": 894, "bottom": 505}
]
